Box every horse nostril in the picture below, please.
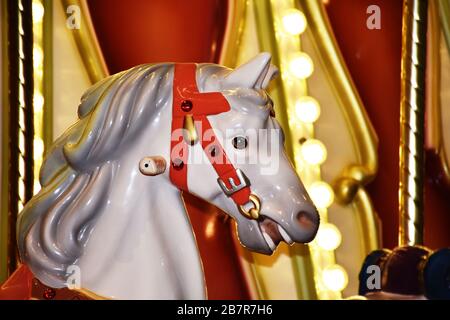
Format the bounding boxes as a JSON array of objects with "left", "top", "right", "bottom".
[{"left": 296, "top": 211, "right": 317, "bottom": 230}]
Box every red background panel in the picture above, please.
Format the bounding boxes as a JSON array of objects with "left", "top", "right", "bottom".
[
  {"left": 326, "top": 0, "right": 450, "bottom": 249},
  {"left": 88, "top": 0, "right": 228, "bottom": 73}
]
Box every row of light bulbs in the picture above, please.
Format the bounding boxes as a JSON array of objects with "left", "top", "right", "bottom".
[
  {"left": 280, "top": 6, "right": 348, "bottom": 294},
  {"left": 32, "top": 0, "right": 45, "bottom": 194}
]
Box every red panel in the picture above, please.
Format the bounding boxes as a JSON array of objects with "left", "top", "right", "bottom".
[
  {"left": 326, "top": 0, "right": 450, "bottom": 249},
  {"left": 0, "top": 265, "right": 32, "bottom": 300},
  {"left": 87, "top": 0, "right": 228, "bottom": 73},
  {"left": 183, "top": 193, "right": 251, "bottom": 299}
]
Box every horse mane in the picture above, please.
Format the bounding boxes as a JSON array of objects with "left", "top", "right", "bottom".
[{"left": 17, "top": 63, "right": 175, "bottom": 287}]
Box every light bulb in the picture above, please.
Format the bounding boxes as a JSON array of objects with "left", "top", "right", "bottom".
[
  {"left": 301, "top": 139, "right": 327, "bottom": 165},
  {"left": 316, "top": 223, "right": 342, "bottom": 251},
  {"left": 322, "top": 265, "right": 348, "bottom": 292},
  {"left": 282, "top": 9, "right": 307, "bottom": 35},
  {"left": 289, "top": 53, "right": 314, "bottom": 79},
  {"left": 33, "top": 47, "right": 43, "bottom": 69},
  {"left": 309, "top": 181, "right": 334, "bottom": 209},
  {"left": 33, "top": 180, "right": 41, "bottom": 194},
  {"left": 34, "top": 138, "right": 45, "bottom": 159},
  {"left": 33, "top": 93, "right": 44, "bottom": 112},
  {"left": 32, "top": 1, "right": 44, "bottom": 23},
  {"left": 295, "top": 96, "right": 320, "bottom": 123}
]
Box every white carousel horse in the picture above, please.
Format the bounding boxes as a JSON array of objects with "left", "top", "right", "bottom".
[{"left": 17, "top": 53, "right": 319, "bottom": 299}]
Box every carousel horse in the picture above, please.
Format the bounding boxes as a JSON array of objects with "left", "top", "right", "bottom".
[{"left": 0, "top": 53, "right": 319, "bottom": 299}]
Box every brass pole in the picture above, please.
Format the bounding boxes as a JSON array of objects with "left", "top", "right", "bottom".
[
  {"left": 1, "top": 0, "right": 35, "bottom": 278},
  {"left": 399, "top": 0, "right": 428, "bottom": 246}
]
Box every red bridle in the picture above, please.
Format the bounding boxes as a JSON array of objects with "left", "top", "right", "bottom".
[{"left": 169, "top": 63, "right": 260, "bottom": 219}]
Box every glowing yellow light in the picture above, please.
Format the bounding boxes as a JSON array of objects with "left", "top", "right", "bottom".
[
  {"left": 33, "top": 180, "right": 42, "bottom": 194},
  {"left": 34, "top": 138, "right": 45, "bottom": 159},
  {"left": 32, "top": 1, "right": 44, "bottom": 23},
  {"left": 33, "top": 47, "right": 43, "bottom": 69},
  {"left": 309, "top": 181, "right": 334, "bottom": 209},
  {"left": 322, "top": 265, "right": 348, "bottom": 292},
  {"left": 316, "top": 223, "right": 342, "bottom": 251},
  {"left": 295, "top": 96, "right": 321, "bottom": 123},
  {"left": 33, "top": 93, "right": 44, "bottom": 112},
  {"left": 282, "top": 9, "right": 307, "bottom": 36},
  {"left": 288, "top": 52, "right": 314, "bottom": 79},
  {"left": 301, "top": 139, "right": 327, "bottom": 165}
]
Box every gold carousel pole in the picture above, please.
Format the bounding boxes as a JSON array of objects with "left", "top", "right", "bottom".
[
  {"left": 0, "top": 0, "right": 36, "bottom": 281},
  {"left": 398, "top": 0, "right": 428, "bottom": 247},
  {"left": 361, "top": 0, "right": 450, "bottom": 299}
]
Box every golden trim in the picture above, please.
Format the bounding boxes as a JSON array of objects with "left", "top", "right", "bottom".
[
  {"left": 353, "top": 189, "right": 382, "bottom": 252},
  {"left": 43, "top": 0, "right": 53, "bottom": 147},
  {"left": 438, "top": 0, "right": 450, "bottom": 52},
  {"left": 299, "top": 0, "right": 380, "bottom": 255},
  {"left": 299, "top": 0, "right": 378, "bottom": 204},
  {"left": 398, "top": 0, "right": 428, "bottom": 247},
  {"left": 61, "top": 0, "right": 109, "bottom": 83},
  {"left": 219, "top": 0, "right": 247, "bottom": 68},
  {"left": 0, "top": 0, "right": 11, "bottom": 284},
  {"left": 430, "top": 0, "right": 450, "bottom": 186}
]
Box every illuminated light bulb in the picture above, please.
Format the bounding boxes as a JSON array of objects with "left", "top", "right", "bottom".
[
  {"left": 295, "top": 96, "right": 321, "bottom": 123},
  {"left": 322, "top": 264, "right": 348, "bottom": 292},
  {"left": 33, "top": 47, "right": 43, "bottom": 68},
  {"left": 33, "top": 93, "right": 44, "bottom": 112},
  {"left": 33, "top": 181, "right": 42, "bottom": 194},
  {"left": 316, "top": 223, "right": 342, "bottom": 251},
  {"left": 34, "top": 138, "right": 45, "bottom": 158},
  {"left": 282, "top": 9, "right": 307, "bottom": 36},
  {"left": 309, "top": 181, "right": 334, "bottom": 209},
  {"left": 301, "top": 139, "right": 327, "bottom": 165},
  {"left": 32, "top": 1, "right": 44, "bottom": 23},
  {"left": 294, "top": 152, "right": 304, "bottom": 167},
  {"left": 288, "top": 52, "right": 314, "bottom": 79}
]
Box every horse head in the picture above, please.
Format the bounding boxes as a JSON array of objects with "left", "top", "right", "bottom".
[
  {"left": 181, "top": 53, "right": 319, "bottom": 254},
  {"left": 17, "top": 53, "right": 319, "bottom": 298}
]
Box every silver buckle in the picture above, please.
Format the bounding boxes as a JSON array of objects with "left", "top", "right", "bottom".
[{"left": 217, "top": 169, "right": 251, "bottom": 197}]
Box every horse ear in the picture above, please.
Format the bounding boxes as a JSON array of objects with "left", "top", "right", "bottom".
[
  {"left": 261, "top": 64, "right": 279, "bottom": 89},
  {"left": 223, "top": 52, "right": 278, "bottom": 90}
]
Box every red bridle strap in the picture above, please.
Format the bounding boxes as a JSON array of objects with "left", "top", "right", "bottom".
[{"left": 169, "top": 63, "right": 251, "bottom": 206}]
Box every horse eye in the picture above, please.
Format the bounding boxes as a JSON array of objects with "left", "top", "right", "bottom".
[{"left": 232, "top": 136, "right": 248, "bottom": 149}]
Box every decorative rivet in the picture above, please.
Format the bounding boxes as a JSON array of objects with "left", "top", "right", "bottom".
[
  {"left": 172, "top": 159, "right": 184, "bottom": 170},
  {"left": 43, "top": 288, "right": 56, "bottom": 300},
  {"left": 181, "top": 100, "right": 193, "bottom": 112},
  {"left": 210, "top": 146, "right": 217, "bottom": 157}
]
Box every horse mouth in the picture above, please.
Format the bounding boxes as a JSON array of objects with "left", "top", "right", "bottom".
[{"left": 258, "top": 217, "right": 293, "bottom": 251}]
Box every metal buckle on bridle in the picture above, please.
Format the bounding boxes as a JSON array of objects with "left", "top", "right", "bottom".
[
  {"left": 217, "top": 169, "right": 250, "bottom": 196},
  {"left": 217, "top": 169, "right": 261, "bottom": 220}
]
